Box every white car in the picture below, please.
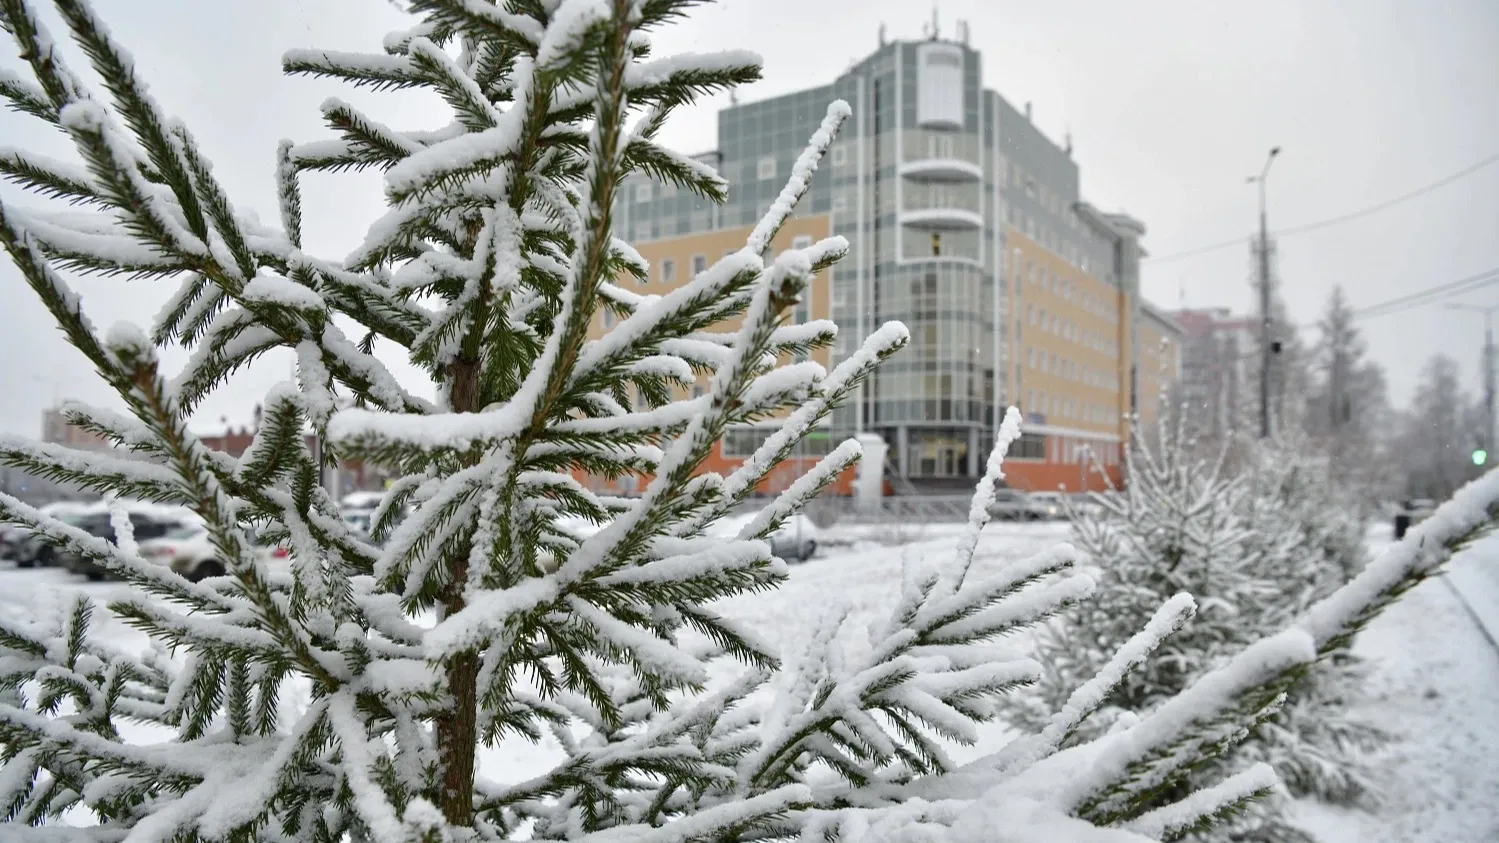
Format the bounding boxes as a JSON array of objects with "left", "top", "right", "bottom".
[
  {"left": 136, "top": 523, "right": 290, "bottom": 582},
  {"left": 987, "top": 489, "right": 1056, "bottom": 521},
  {"left": 1028, "top": 492, "right": 1066, "bottom": 520},
  {"left": 706, "top": 512, "right": 819, "bottom": 563}
]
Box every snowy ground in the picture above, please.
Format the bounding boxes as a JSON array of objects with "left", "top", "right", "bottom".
[
  {"left": 1291, "top": 528, "right": 1499, "bottom": 843},
  {"left": 2, "top": 520, "right": 1496, "bottom": 839}
]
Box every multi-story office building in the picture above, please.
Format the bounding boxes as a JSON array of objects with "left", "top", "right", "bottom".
[
  {"left": 586, "top": 214, "right": 851, "bottom": 496},
  {"left": 610, "top": 24, "right": 1178, "bottom": 493}
]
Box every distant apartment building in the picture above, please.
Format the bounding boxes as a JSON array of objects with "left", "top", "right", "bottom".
[
  {"left": 609, "top": 23, "right": 1178, "bottom": 493},
  {"left": 31, "top": 405, "right": 390, "bottom": 499},
  {"left": 1136, "top": 303, "right": 1186, "bottom": 429},
  {"left": 41, "top": 407, "right": 111, "bottom": 451},
  {"left": 1172, "top": 307, "right": 1256, "bottom": 439},
  {"left": 198, "top": 412, "right": 394, "bottom": 496}
]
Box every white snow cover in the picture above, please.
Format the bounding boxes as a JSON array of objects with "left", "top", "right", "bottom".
[{"left": 9, "top": 2, "right": 1499, "bottom": 840}]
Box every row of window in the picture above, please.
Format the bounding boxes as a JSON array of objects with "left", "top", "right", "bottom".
[
  {"left": 1024, "top": 388, "right": 1121, "bottom": 428},
  {"left": 1021, "top": 260, "right": 1119, "bottom": 322},
  {"left": 1025, "top": 304, "right": 1118, "bottom": 360},
  {"left": 999, "top": 151, "right": 1114, "bottom": 274},
  {"left": 1000, "top": 431, "right": 1122, "bottom": 468},
  {"left": 1025, "top": 347, "right": 1121, "bottom": 392},
  {"left": 635, "top": 235, "right": 817, "bottom": 289},
  {"left": 720, "top": 428, "right": 836, "bottom": 459}
]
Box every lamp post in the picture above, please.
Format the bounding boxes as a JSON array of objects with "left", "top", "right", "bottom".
[
  {"left": 1447, "top": 302, "right": 1499, "bottom": 467},
  {"left": 1246, "top": 146, "right": 1281, "bottom": 438}
]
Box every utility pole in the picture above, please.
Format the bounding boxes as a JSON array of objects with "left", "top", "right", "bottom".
[
  {"left": 1447, "top": 302, "right": 1499, "bottom": 461},
  {"left": 1247, "top": 146, "right": 1281, "bottom": 438}
]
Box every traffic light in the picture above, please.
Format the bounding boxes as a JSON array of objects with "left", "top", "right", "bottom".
[{"left": 1475, "top": 448, "right": 1489, "bottom": 467}]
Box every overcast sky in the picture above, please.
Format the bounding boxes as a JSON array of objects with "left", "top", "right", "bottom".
[{"left": 0, "top": 0, "right": 1495, "bottom": 438}]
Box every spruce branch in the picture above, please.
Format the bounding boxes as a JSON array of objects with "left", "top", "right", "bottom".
[
  {"left": 51, "top": 0, "right": 211, "bottom": 242},
  {"left": 0, "top": 64, "right": 54, "bottom": 121},
  {"left": 0, "top": 146, "right": 103, "bottom": 205}
]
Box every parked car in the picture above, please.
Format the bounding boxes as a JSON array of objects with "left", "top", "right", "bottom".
[
  {"left": 8, "top": 501, "right": 99, "bottom": 567},
  {"left": 987, "top": 489, "right": 1054, "bottom": 521},
  {"left": 1027, "top": 492, "right": 1066, "bottom": 520},
  {"left": 1393, "top": 499, "right": 1436, "bottom": 540},
  {"left": 62, "top": 506, "right": 199, "bottom": 581},
  {"left": 706, "top": 512, "right": 819, "bottom": 562},
  {"left": 342, "top": 510, "right": 373, "bottom": 538},
  {"left": 136, "top": 523, "right": 290, "bottom": 581}
]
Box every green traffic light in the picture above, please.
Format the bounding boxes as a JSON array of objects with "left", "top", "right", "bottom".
[{"left": 1475, "top": 449, "right": 1489, "bottom": 466}]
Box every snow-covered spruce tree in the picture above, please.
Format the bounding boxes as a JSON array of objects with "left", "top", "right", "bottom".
[
  {"left": 0, "top": 2, "right": 1344, "bottom": 840},
  {"left": 1015, "top": 406, "right": 1263, "bottom": 737},
  {"left": 1229, "top": 430, "right": 1384, "bottom": 814},
  {"left": 1014, "top": 405, "right": 1388, "bottom": 841},
  {"left": 5, "top": 3, "right": 1495, "bottom": 842}
]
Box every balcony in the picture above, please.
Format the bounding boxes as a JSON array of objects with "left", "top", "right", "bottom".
[
  {"left": 900, "top": 158, "right": 983, "bottom": 183},
  {"left": 900, "top": 185, "right": 983, "bottom": 232},
  {"left": 900, "top": 207, "right": 984, "bottom": 231}
]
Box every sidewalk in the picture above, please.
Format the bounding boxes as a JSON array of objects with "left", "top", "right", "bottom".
[
  {"left": 1291, "top": 541, "right": 1499, "bottom": 842},
  {"left": 1446, "top": 533, "right": 1499, "bottom": 649}
]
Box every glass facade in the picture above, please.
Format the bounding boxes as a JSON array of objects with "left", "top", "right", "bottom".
[{"left": 613, "top": 34, "right": 1155, "bottom": 486}]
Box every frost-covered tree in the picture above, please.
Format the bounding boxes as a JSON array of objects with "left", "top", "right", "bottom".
[
  {"left": 1017, "top": 406, "right": 1391, "bottom": 842},
  {"left": 1230, "top": 431, "right": 1384, "bottom": 821},
  {"left": 2, "top": 2, "right": 1498, "bottom": 841},
  {"left": 1393, "top": 353, "right": 1484, "bottom": 501},
  {"left": 1302, "top": 286, "right": 1393, "bottom": 502},
  {"left": 1016, "top": 408, "right": 1263, "bottom": 738}
]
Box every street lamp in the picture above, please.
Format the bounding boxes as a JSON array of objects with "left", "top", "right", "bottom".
[
  {"left": 1447, "top": 302, "right": 1499, "bottom": 465},
  {"left": 1247, "top": 146, "right": 1280, "bottom": 438}
]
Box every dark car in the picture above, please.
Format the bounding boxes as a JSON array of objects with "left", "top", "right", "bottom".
[
  {"left": 62, "top": 511, "right": 193, "bottom": 581},
  {"left": 10, "top": 507, "right": 99, "bottom": 568},
  {"left": 0, "top": 524, "right": 23, "bottom": 562}
]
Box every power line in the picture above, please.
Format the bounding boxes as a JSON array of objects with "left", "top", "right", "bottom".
[
  {"left": 1146, "top": 151, "right": 1499, "bottom": 266},
  {"left": 1276, "top": 266, "right": 1499, "bottom": 334},
  {"left": 1352, "top": 267, "right": 1499, "bottom": 320}
]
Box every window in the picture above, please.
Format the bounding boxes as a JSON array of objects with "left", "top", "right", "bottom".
[
  {"left": 722, "top": 427, "right": 834, "bottom": 458},
  {"left": 724, "top": 249, "right": 736, "bottom": 259},
  {"left": 833, "top": 194, "right": 847, "bottom": 212},
  {"left": 792, "top": 235, "right": 813, "bottom": 249},
  {"left": 832, "top": 144, "right": 847, "bottom": 166},
  {"left": 659, "top": 258, "right": 676, "bottom": 283},
  {"left": 691, "top": 253, "right": 707, "bottom": 276},
  {"left": 603, "top": 309, "right": 615, "bottom": 328},
  {"left": 691, "top": 385, "right": 706, "bottom": 399},
  {"left": 634, "top": 183, "right": 652, "bottom": 203},
  {"left": 930, "top": 232, "right": 942, "bottom": 256},
  {"left": 757, "top": 156, "right": 777, "bottom": 180},
  {"left": 1012, "top": 432, "right": 1046, "bottom": 460},
  {"left": 929, "top": 134, "right": 954, "bottom": 158},
  {"left": 1027, "top": 304, "right": 1036, "bottom": 325}
]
